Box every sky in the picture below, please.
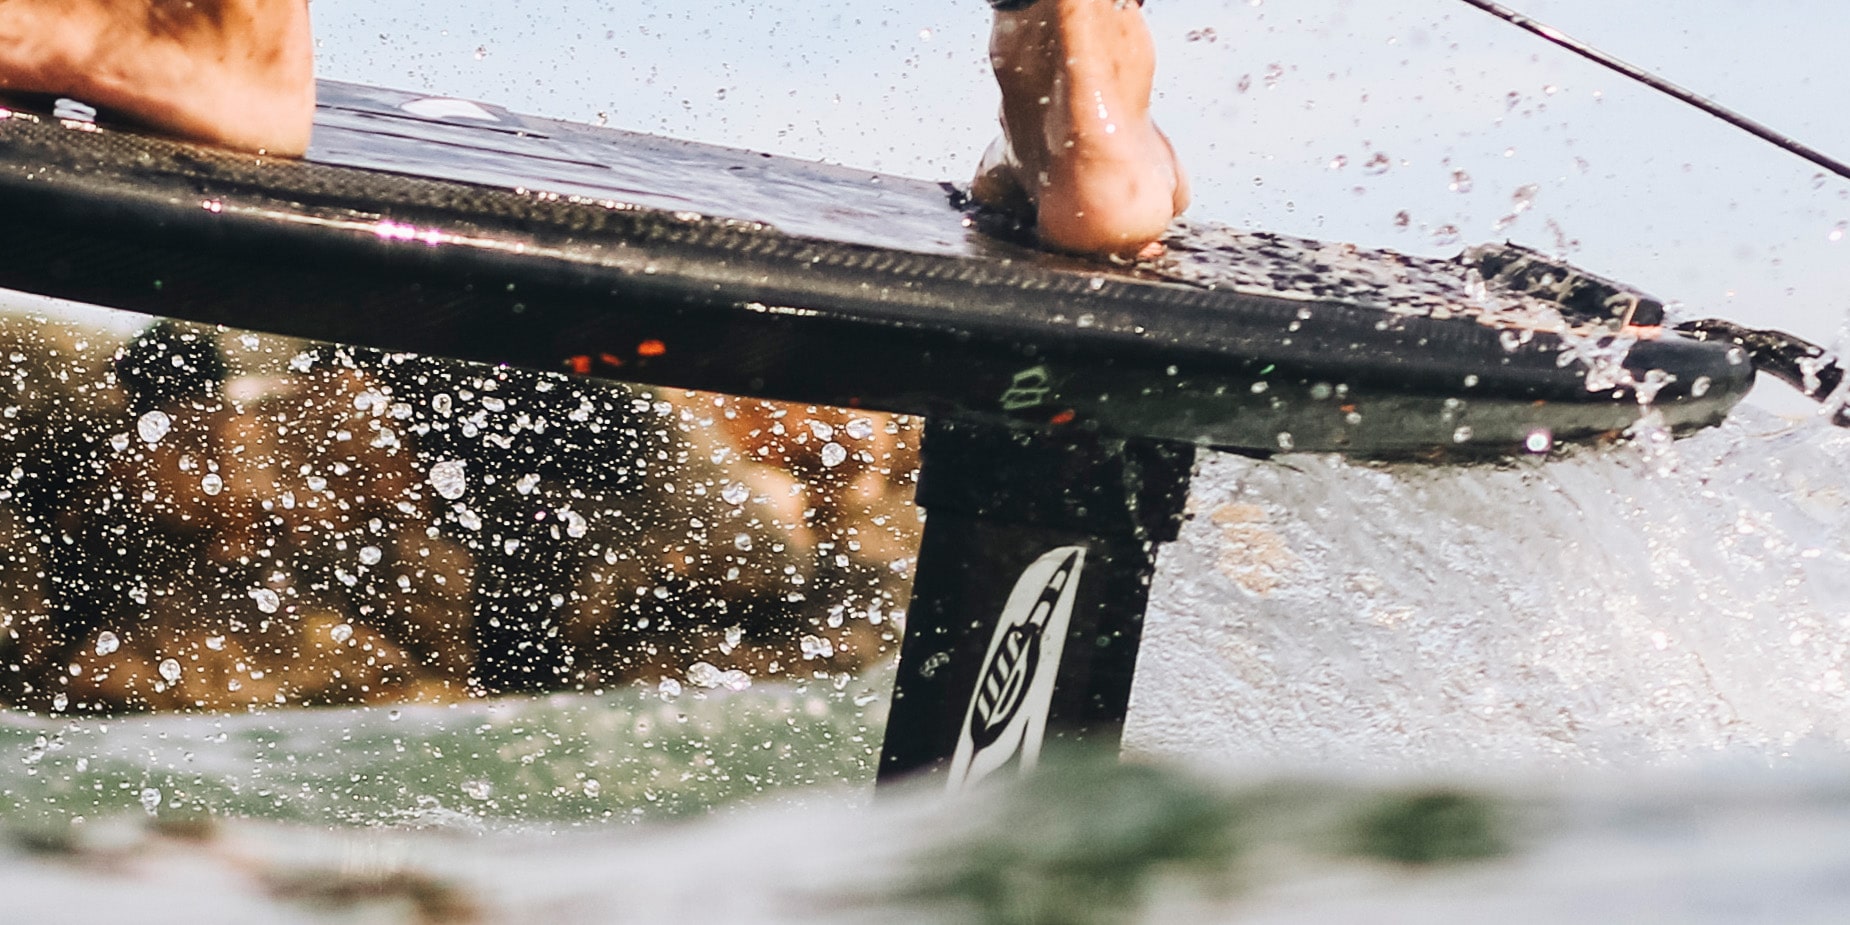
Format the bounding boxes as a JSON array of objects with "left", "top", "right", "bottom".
[{"left": 11, "top": 0, "right": 1850, "bottom": 411}]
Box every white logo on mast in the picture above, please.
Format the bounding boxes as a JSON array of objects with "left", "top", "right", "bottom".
[{"left": 947, "top": 546, "right": 1086, "bottom": 791}]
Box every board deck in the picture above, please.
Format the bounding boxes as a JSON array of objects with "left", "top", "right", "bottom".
[{"left": 0, "top": 81, "right": 1753, "bottom": 455}]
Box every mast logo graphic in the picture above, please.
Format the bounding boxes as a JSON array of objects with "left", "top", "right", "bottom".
[
  {"left": 948, "top": 546, "right": 1086, "bottom": 790},
  {"left": 999, "top": 365, "right": 1055, "bottom": 410}
]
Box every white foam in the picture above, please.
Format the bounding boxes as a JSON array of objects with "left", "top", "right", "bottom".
[{"left": 1127, "top": 406, "right": 1850, "bottom": 774}]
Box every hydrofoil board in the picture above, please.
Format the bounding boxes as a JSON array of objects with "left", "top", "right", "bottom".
[{"left": 0, "top": 81, "right": 1753, "bottom": 455}]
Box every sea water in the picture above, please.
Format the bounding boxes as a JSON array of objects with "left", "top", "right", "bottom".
[
  {"left": 0, "top": 670, "right": 891, "bottom": 830},
  {"left": 3, "top": 387, "right": 1850, "bottom": 922}
]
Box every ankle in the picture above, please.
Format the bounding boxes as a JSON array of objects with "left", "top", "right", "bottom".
[{"left": 0, "top": 5, "right": 105, "bottom": 95}]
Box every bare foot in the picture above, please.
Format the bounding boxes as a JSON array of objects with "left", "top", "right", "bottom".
[
  {"left": 0, "top": 0, "right": 314, "bottom": 155},
  {"left": 974, "top": 0, "right": 1189, "bottom": 258}
]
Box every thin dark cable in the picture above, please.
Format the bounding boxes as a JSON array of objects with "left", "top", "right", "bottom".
[{"left": 1456, "top": 0, "right": 1850, "bottom": 182}]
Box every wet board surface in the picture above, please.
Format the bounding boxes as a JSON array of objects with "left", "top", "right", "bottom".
[{"left": 0, "top": 80, "right": 1752, "bottom": 455}]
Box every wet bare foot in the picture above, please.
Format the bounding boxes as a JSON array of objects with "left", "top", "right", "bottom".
[
  {"left": 974, "top": 0, "right": 1189, "bottom": 258},
  {"left": 0, "top": 0, "right": 314, "bottom": 155}
]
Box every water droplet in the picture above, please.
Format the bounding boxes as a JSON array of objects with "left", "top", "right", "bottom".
[
  {"left": 109, "top": 433, "right": 130, "bottom": 453},
  {"left": 1525, "top": 428, "right": 1554, "bottom": 454},
  {"left": 158, "top": 658, "right": 181, "bottom": 683},
  {"left": 1431, "top": 224, "right": 1462, "bottom": 245},
  {"left": 1327, "top": 154, "right": 1348, "bottom": 170},
  {"left": 734, "top": 533, "right": 753, "bottom": 551},
  {"left": 249, "top": 587, "right": 281, "bottom": 614},
  {"left": 561, "top": 509, "right": 589, "bottom": 539},
  {"left": 136, "top": 410, "right": 171, "bottom": 444},
  {"left": 1448, "top": 170, "right": 1473, "bottom": 193},
  {"left": 801, "top": 634, "right": 836, "bottom": 660},
  {"left": 1510, "top": 183, "right": 1539, "bottom": 214},
  {"left": 51, "top": 693, "right": 68, "bottom": 712},
  {"left": 94, "top": 631, "right": 120, "bottom": 656},
  {"left": 1452, "top": 425, "right": 1474, "bottom": 444},
  {"left": 462, "top": 779, "right": 493, "bottom": 801},
  {"left": 206, "top": 635, "right": 225, "bottom": 651},
  {"left": 583, "top": 779, "right": 602, "bottom": 798},
  {"left": 515, "top": 473, "right": 540, "bottom": 495},
  {"left": 140, "top": 787, "right": 163, "bottom": 814},
  {"left": 330, "top": 623, "right": 354, "bottom": 644},
  {"left": 54, "top": 98, "right": 96, "bottom": 122},
  {"left": 1463, "top": 374, "right": 1480, "bottom": 388},
  {"left": 820, "top": 442, "right": 848, "bottom": 467},
  {"left": 1308, "top": 382, "right": 1333, "bottom": 400},
  {"left": 721, "top": 482, "right": 750, "bottom": 505},
  {"left": 658, "top": 678, "right": 682, "bottom": 701},
  {"left": 1633, "top": 368, "right": 1675, "bottom": 406},
  {"left": 805, "top": 419, "right": 835, "bottom": 441},
  {"left": 472, "top": 45, "right": 488, "bottom": 61},
  {"left": 1830, "top": 221, "right": 1846, "bottom": 243},
  {"left": 200, "top": 473, "right": 223, "bottom": 496},
  {"left": 357, "top": 546, "right": 383, "bottom": 567},
  {"left": 1691, "top": 376, "right": 1712, "bottom": 398},
  {"left": 687, "top": 661, "right": 724, "bottom": 689},
  {"left": 1276, "top": 432, "right": 1295, "bottom": 451},
  {"left": 428, "top": 459, "right": 468, "bottom": 500},
  {"left": 1363, "top": 152, "right": 1391, "bottom": 176},
  {"left": 1088, "top": 276, "right": 1106, "bottom": 291}
]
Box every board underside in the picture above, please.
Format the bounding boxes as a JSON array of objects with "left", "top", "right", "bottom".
[{"left": 0, "top": 81, "right": 1752, "bottom": 455}]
